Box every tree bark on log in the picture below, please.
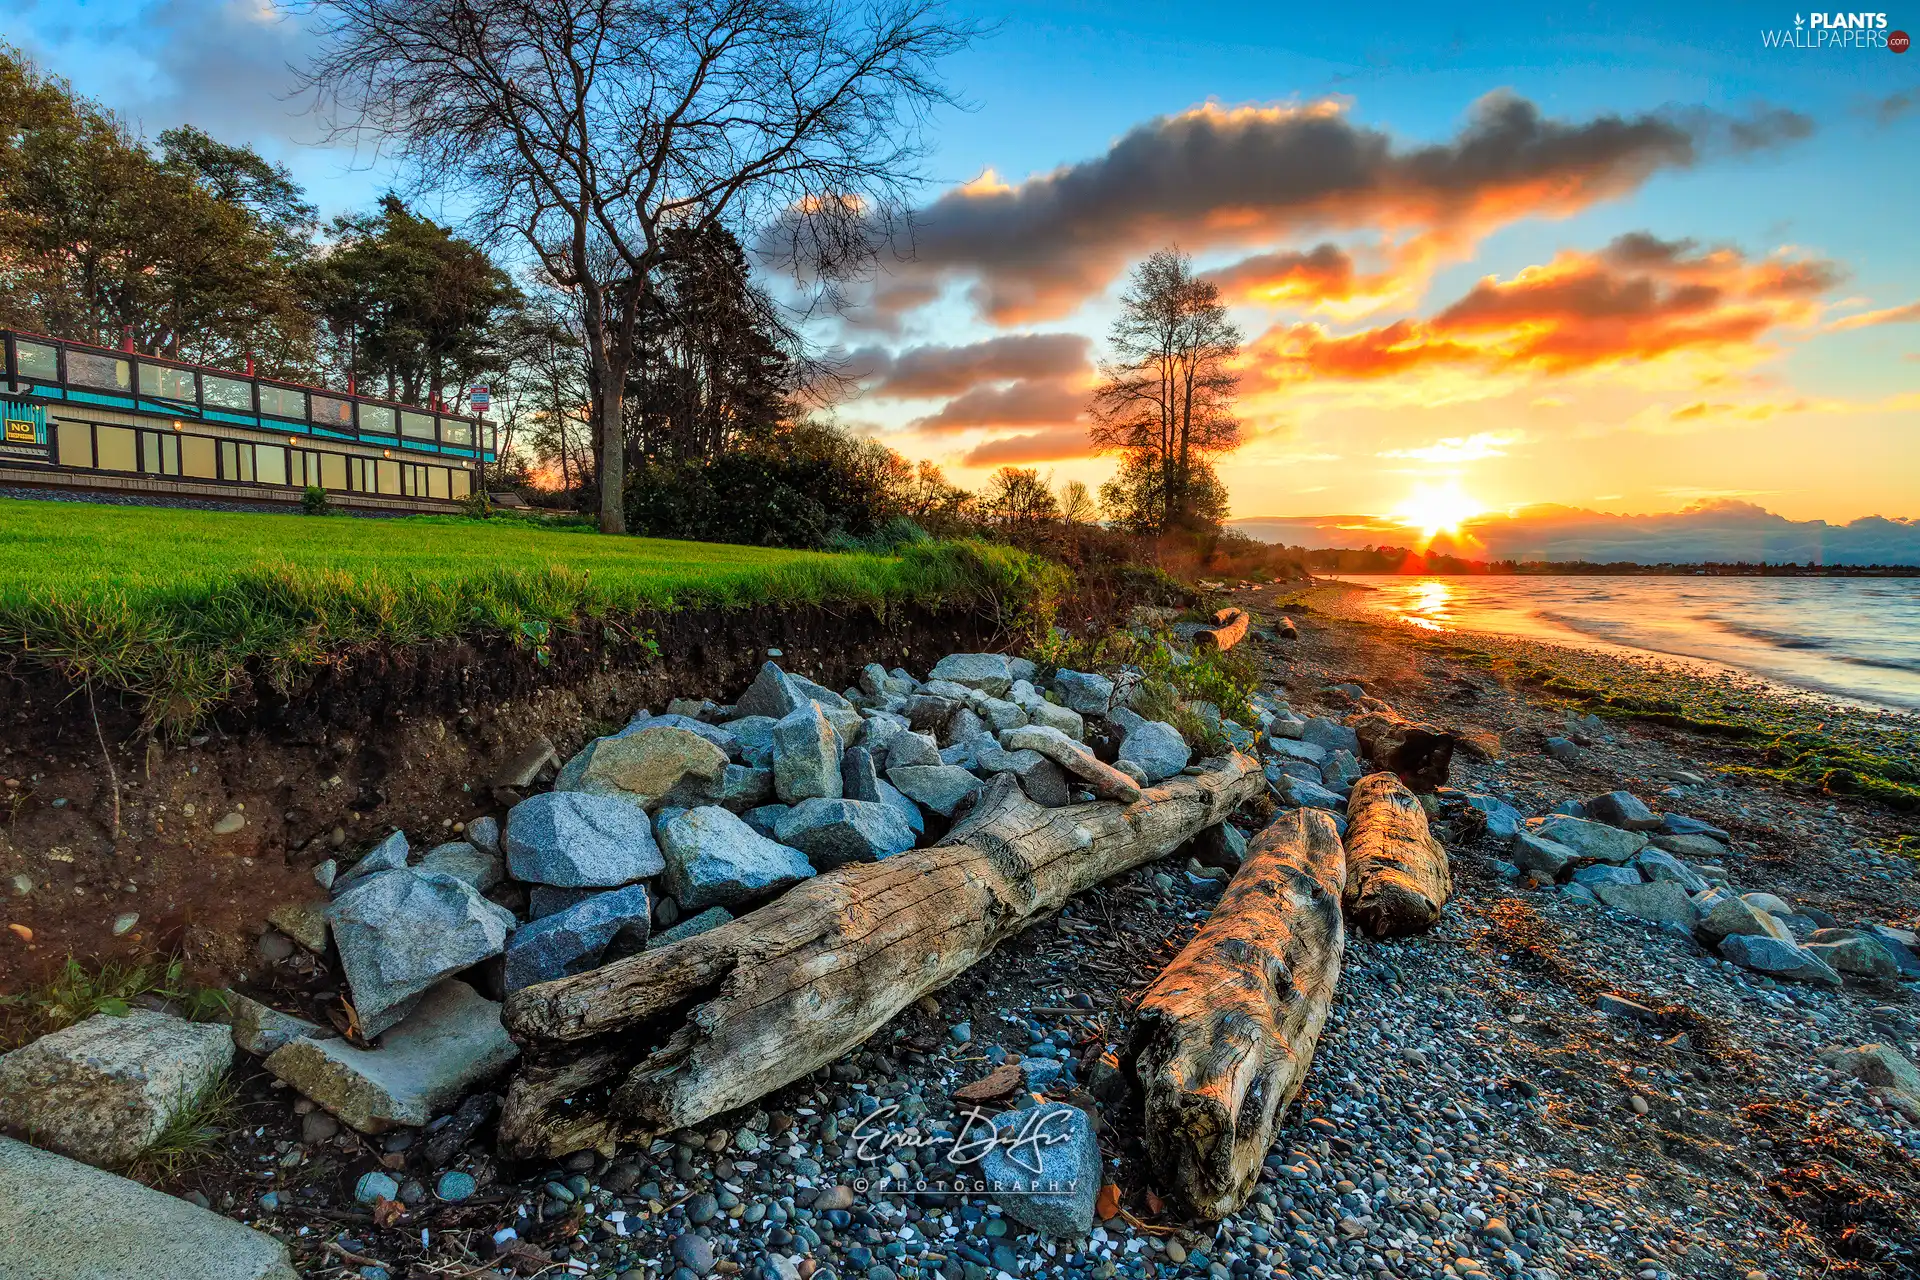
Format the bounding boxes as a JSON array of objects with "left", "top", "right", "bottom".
[
  {"left": 1195, "top": 608, "right": 1250, "bottom": 652},
  {"left": 1127, "top": 808, "right": 1346, "bottom": 1220},
  {"left": 1342, "top": 772, "right": 1451, "bottom": 937},
  {"left": 498, "top": 754, "right": 1265, "bottom": 1159},
  {"left": 1347, "top": 710, "right": 1455, "bottom": 792}
]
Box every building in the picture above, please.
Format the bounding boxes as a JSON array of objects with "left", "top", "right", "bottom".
[{"left": 0, "top": 329, "right": 495, "bottom": 513}]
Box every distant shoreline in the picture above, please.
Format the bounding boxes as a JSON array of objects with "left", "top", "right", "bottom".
[{"left": 1300, "top": 557, "right": 1920, "bottom": 577}]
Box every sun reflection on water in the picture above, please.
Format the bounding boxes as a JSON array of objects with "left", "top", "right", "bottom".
[{"left": 1395, "top": 580, "right": 1455, "bottom": 631}]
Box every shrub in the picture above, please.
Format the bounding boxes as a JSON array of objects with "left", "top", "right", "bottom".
[{"left": 300, "top": 485, "right": 331, "bottom": 515}]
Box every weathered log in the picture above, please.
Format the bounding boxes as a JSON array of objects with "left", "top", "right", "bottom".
[
  {"left": 1195, "top": 607, "right": 1250, "bottom": 652},
  {"left": 498, "top": 754, "right": 1265, "bottom": 1158},
  {"left": 1347, "top": 710, "right": 1456, "bottom": 792},
  {"left": 1342, "top": 772, "right": 1450, "bottom": 937},
  {"left": 1127, "top": 808, "right": 1346, "bottom": 1220}
]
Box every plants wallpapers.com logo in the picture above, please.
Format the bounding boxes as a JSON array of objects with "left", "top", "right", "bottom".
[{"left": 1761, "top": 11, "right": 1910, "bottom": 48}]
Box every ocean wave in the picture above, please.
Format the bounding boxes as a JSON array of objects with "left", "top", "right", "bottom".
[
  {"left": 1701, "top": 616, "right": 1832, "bottom": 651},
  {"left": 1836, "top": 652, "right": 1920, "bottom": 675}
]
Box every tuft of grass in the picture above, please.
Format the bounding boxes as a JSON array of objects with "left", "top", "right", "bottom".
[
  {"left": 124, "top": 1076, "right": 240, "bottom": 1184},
  {"left": 0, "top": 499, "right": 1067, "bottom": 732},
  {"left": 0, "top": 954, "right": 229, "bottom": 1049}
]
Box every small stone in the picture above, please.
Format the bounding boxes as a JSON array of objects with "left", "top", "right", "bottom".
[
  {"left": 1719, "top": 933, "right": 1842, "bottom": 987},
  {"left": 354, "top": 1171, "right": 400, "bottom": 1205},
  {"left": 211, "top": 812, "right": 247, "bottom": 836},
  {"left": 464, "top": 816, "right": 501, "bottom": 856},
  {"left": 1508, "top": 831, "right": 1575, "bottom": 877},
  {"left": 111, "top": 912, "right": 139, "bottom": 937},
  {"left": 228, "top": 993, "right": 333, "bottom": 1056},
  {"left": 1583, "top": 790, "right": 1661, "bottom": 831},
  {"left": 436, "top": 1170, "right": 478, "bottom": 1202}
]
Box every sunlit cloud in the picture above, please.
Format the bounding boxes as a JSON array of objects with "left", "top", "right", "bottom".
[
  {"left": 1825, "top": 300, "right": 1920, "bottom": 332},
  {"left": 1378, "top": 430, "right": 1526, "bottom": 463}
]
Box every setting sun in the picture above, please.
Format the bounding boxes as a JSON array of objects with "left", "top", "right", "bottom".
[{"left": 1390, "top": 482, "right": 1484, "bottom": 541}]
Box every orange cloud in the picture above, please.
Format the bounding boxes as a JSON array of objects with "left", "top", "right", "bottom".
[
  {"left": 1825, "top": 300, "right": 1920, "bottom": 332},
  {"left": 1246, "top": 234, "right": 1839, "bottom": 385},
  {"left": 960, "top": 426, "right": 1097, "bottom": 465},
  {"left": 911, "top": 380, "right": 1088, "bottom": 433}
]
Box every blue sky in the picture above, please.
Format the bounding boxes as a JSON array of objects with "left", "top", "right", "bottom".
[{"left": 10, "top": 0, "right": 1918, "bottom": 524}]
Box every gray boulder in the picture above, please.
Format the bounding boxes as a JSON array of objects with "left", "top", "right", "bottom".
[
  {"left": 1458, "top": 793, "right": 1524, "bottom": 840},
  {"left": 1508, "top": 831, "right": 1575, "bottom": 878},
  {"left": 1696, "top": 894, "right": 1793, "bottom": 945},
  {"left": 527, "top": 885, "right": 599, "bottom": 920},
  {"left": 504, "top": 885, "right": 652, "bottom": 992},
  {"left": 1584, "top": 790, "right": 1661, "bottom": 831},
  {"left": 505, "top": 790, "right": 664, "bottom": 887},
  {"left": 228, "top": 994, "right": 333, "bottom": 1057},
  {"left": 264, "top": 981, "right": 518, "bottom": 1131},
  {"left": 1719, "top": 934, "right": 1842, "bottom": 986},
  {"left": 1020, "top": 697, "right": 1085, "bottom": 739},
  {"left": 1864, "top": 924, "right": 1920, "bottom": 977},
  {"left": 1267, "top": 737, "right": 1327, "bottom": 765},
  {"left": 723, "top": 715, "right": 780, "bottom": 769},
  {"left": 930, "top": 653, "right": 1013, "bottom": 697},
  {"left": 0, "top": 1010, "right": 233, "bottom": 1167},
  {"left": 418, "top": 841, "right": 503, "bottom": 892},
  {"left": 648, "top": 905, "right": 735, "bottom": 949},
  {"left": 1001, "top": 724, "right": 1141, "bottom": 803},
  {"left": 620, "top": 712, "right": 742, "bottom": 760},
  {"left": 0, "top": 1136, "right": 297, "bottom": 1279},
  {"left": 1526, "top": 815, "right": 1647, "bottom": 865},
  {"left": 333, "top": 830, "right": 409, "bottom": 895},
  {"left": 733, "top": 662, "right": 810, "bottom": 720},
  {"left": 841, "top": 745, "right": 883, "bottom": 802},
  {"left": 875, "top": 779, "right": 928, "bottom": 836},
  {"left": 942, "top": 705, "right": 989, "bottom": 749},
  {"left": 1591, "top": 879, "right": 1698, "bottom": 928},
  {"left": 1660, "top": 813, "right": 1731, "bottom": 841},
  {"left": 1544, "top": 736, "right": 1583, "bottom": 765},
  {"left": 1805, "top": 929, "right": 1903, "bottom": 978},
  {"left": 329, "top": 869, "right": 516, "bottom": 1037},
  {"left": 1571, "top": 864, "right": 1642, "bottom": 888},
  {"left": 741, "top": 803, "right": 790, "bottom": 839},
  {"left": 554, "top": 725, "right": 729, "bottom": 807},
  {"left": 1633, "top": 849, "right": 1710, "bottom": 894},
  {"left": 464, "top": 815, "right": 501, "bottom": 855},
  {"left": 774, "top": 798, "right": 916, "bottom": 869},
  {"left": 658, "top": 806, "right": 816, "bottom": 910},
  {"left": 1118, "top": 720, "right": 1191, "bottom": 783},
  {"left": 975, "top": 742, "right": 1071, "bottom": 807},
  {"left": 1051, "top": 670, "right": 1114, "bottom": 715},
  {"left": 886, "top": 730, "right": 943, "bottom": 770},
  {"left": 956, "top": 1102, "right": 1102, "bottom": 1237},
  {"left": 772, "top": 703, "right": 843, "bottom": 804},
  {"left": 1320, "top": 748, "right": 1364, "bottom": 788},
  {"left": 974, "top": 695, "right": 1030, "bottom": 734},
  {"left": 1649, "top": 831, "right": 1731, "bottom": 860},
  {"left": 1271, "top": 774, "right": 1346, "bottom": 811},
  {"left": 1301, "top": 716, "right": 1360, "bottom": 756},
  {"left": 704, "top": 763, "right": 775, "bottom": 813},
  {"left": 887, "top": 764, "right": 985, "bottom": 817}
]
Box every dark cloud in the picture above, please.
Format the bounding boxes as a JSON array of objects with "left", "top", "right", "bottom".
[
  {"left": 853, "top": 333, "right": 1090, "bottom": 399},
  {"left": 911, "top": 379, "right": 1087, "bottom": 432},
  {"left": 886, "top": 92, "right": 1809, "bottom": 323},
  {"left": 1869, "top": 92, "right": 1915, "bottom": 127}
]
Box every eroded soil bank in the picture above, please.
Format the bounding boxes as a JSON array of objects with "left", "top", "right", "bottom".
[{"left": 0, "top": 602, "right": 1005, "bottom": 993}]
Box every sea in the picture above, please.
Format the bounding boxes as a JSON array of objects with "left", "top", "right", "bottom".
[{"left": 1333, "top": 575, "right": 1920, "bottom": 712}]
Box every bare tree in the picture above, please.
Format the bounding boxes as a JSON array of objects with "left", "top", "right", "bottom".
[
  {"left": 981, "top": 466, "right": 1059, "bottom": 527},
  {"left": 301, "top": 0, "right": 974, "bottom": 532},
  {"left": 1056, "top": 477, "right": 1095, "bottom": 524},
  {"left": 1088, "top": 248, "right": 1242, "bottom": 533}
]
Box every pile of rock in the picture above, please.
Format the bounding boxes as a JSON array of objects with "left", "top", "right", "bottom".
[
  {"left": 220, "top": 651, "right": 1223, "bottom": 1142},
  {"left": 1440, "top": 785, "right": 1920, "bottom": 988}
]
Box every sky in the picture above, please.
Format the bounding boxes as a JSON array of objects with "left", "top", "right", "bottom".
[{"left": 9, "top": 0, "right": 1920, "bottom": 531}]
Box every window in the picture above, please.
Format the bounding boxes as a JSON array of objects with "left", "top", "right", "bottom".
[
  {"left": 95, "top": 425, "right": 137, "bottom": 471},
  {"left": 219, "top": 440, "right": 257, "bottom": 483},
  {"left": 400, "top": 410, "right": 435, "bottom": 441},
  {"left": 258, "top": 385, "right": 306, "bottom": 420},
  {"left": 138, "top": 363, "right": 197, "bottom": 402},
  {"left": 359, "top": 405, "right": 396, "bottom": 437},
  {"left": 442, "top": 418, "right": 474, "bottom": 447},
  {"left": 68, "top": 352, "right": 131, "bottom": 392},
  {"left": 428, "top": 467, "right": 450, "bottom": 500},
  {"left": 450, "top": 468, "right": 472, "bottom": 500},
  {"left": 320, "top": 452, "right": 347, "bottom": 491},
  {"left": 14, "top": 341, "right": 58, "bottom": 382},
  {"left": 311, "top": 395, "right": 354, "bottom": 429},
  {"left": 141, "top": 431, "right": 181, "bottom": 476},
  {"left": 181, "top": 435, "right": 217, "bottom": 479},
  {"left": 377, "top": 458, "right": 400, "bottom": 494},
  {"left": 57, "top": 421, "right": 92, "bottom": 467},
  {"left": 203, "top": 375, "right": 253, "bottom": 412},
  {"left": 255, "top": 445, "right": 288, "bottom": 486}
]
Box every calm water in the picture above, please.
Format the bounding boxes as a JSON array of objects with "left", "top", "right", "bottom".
[{"left": 1339, "top": 576, "right": 1920, "bottom": 711}]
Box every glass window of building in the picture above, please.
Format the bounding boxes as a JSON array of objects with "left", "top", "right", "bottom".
[
  {"left": 258, "top": 385, "right": 306, "bottom": 420},
  {"left": 15, "top": 341, "right": 59, "bottom": 381},
  {"left": 442, "top": 419, "right": 474, "bottom": 447},
  {"left": 450, "top": 468, "right": 472, "bottom": 499},
  {"left": 96, "top": 425, "right": 137, "bottom": 470},
  {"left": 57, "top": 421, "right": 92, "bottom": 467},
  {"left": 376, "top": 458, "right": 401, "bottom": 494},
  {"left": 220, "top": 440, "right": 259, "bottom": 482},
  {"left": 138, "top": 363, "right": 197, "bottom": 402},
  {"left": 320, "top": 452, "right": 347, "bottom": 491},
  {"left": 203, "top": 375, "right": 253, "bottom": 412},
  {"left": 400, "top": 410, "right": 435, "bottom": 440},
  {"left": 68, "top": 352, "right": 131, "bottom": 392},
  {"left": 256, "top": 445, "right": 288, "bottom": 486},
  {"left": 428, "top": 467, "right": 450, "bottom": 500},
  {"left": 141, "top": 431, "right": 181, "bottom": 476},
  {"left": 182, "top": 435, "right": 217, "bottom": 479},
  {"left": 312, "top": 395, "right": 355, "bottom": 428},
  {"left": 359, "top": 405, "right": 396, "bottom": 436}
]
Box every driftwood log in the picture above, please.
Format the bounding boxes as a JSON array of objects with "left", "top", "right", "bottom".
[
  {"left": 1348, "top": 710, "right": 1455, "bottom": 791},
  {"left": 499, "top": 754, "right": 1265, "bottom": 1159},
  {"left": 1128, "top": 808, "right": 1347, "bottom": 1219},
  {"left": 1342, "top": 772, "right": 1451, "bottom": 937},
  {"left": 1195, "top": 607, "right": 1250, "bottom": 652}
]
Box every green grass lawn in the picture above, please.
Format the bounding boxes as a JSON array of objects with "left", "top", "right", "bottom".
[{"left": 0, "top": 498, "right": 1063, "bottom": 729}]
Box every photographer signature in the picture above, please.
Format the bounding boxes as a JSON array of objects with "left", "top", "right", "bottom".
[{"left": 850, "top": 1102, "right": 1078, "bottom": 1176}]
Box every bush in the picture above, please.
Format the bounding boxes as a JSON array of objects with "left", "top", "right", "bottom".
[
  {"left": 459, "top": 489, "right": 495, "bottom": 519},
  {"left": 300, "top": 485, "right": 331, "bottom": 515}
]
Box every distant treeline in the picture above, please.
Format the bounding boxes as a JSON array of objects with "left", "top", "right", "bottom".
[{"left": 1297, "top": 546, "right": 1920, "bottom": 576}]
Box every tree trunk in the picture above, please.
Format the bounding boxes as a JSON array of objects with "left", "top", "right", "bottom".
[
  {"left": 1195, "top": 607, "right": 1249, "bottom": 652},
  {"left": 1127, "top": 808, "right": 1346, "bottom": 1220},
  {"left": 1347, "top": 711, "right": 1456, "bottom": 792},
  {"left": 499, "top": 755, "right": 1266, "bottom": 1159},
  {"left": 1342, "top": 772, "right": 1450, "bottom": 937}
]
